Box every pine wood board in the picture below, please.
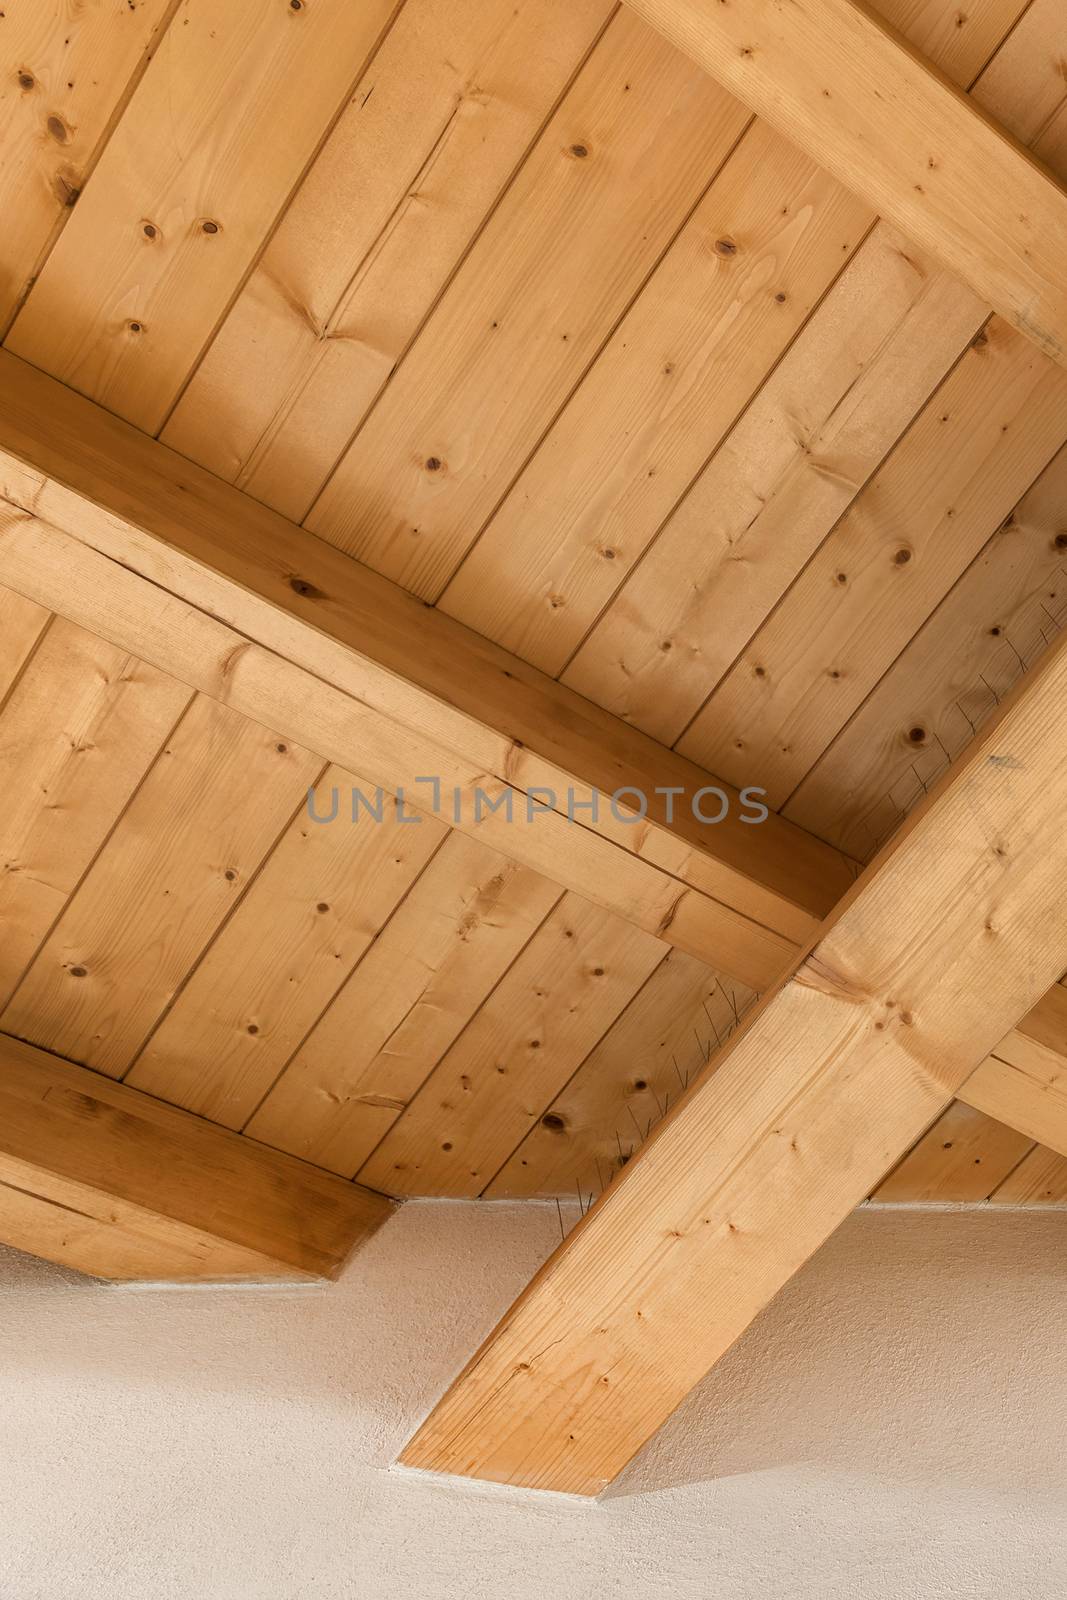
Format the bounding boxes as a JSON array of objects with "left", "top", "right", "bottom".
[
  {"left": 679, "top": 319, "right": 1067, "bottom": 805},
  {"left": 623, "top": 0, "right": 1067, "bottom": 363},
  {"left": 124, "top": 774, "right": 448, "bottom": 1127},
  {"left": 872, "top": 1101, "right": 1033, "bottom": 1204},
  {"left": 0, "top": 1032, "right": 392, "bottom": 1282},
  {"left": 486, "top": 950, "right": 755, "bottom": 1200},
  {"left": 161, "top": 0, "right": 614, "bottom": 518},
  {"left": 561, "top": 0, "right": 1055, "bottom": 746},
  {"left": 358, "top": 893, "right": 668, "bottom": 1197},
  {"left": 436, "top": 0, "right": 1022, "bottom": 675},
  {"left": 0, "top": 614, "right": 191, "bottom": 1009},
  {"left": 0, "top": 0, "right": 179, "bottom": 331},
  {"left": 303, "top": 9, "right": 754, "bottom": 594},
  {"left": 6, "top": 0, "right": 401, "bottom": 431},
  {"left": 990, "top": 1144, "right": 1067, "bottom": 1205},
  {"left": 786, "top": 446, "right": 1067, "bottom": 856},
  {"left": 0, "top": 352, "right": 854, "bottom": 989},
  {"left": 2, "top": 694, "right": 320, "bottom": 1076},
  {"left": 246, "top": 834, "right": 563, "bottom": 1177}
]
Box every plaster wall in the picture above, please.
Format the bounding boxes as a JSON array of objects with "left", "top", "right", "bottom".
[{"left": 0, "top": 1201, "right": 1064, "bottom": 1598}]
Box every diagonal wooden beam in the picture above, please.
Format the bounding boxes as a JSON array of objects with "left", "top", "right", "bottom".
[
  {"left": 0, "top": 1033, "right": 392, "bottom": 1282},
  {"left": 959, "top": 984, "right": 1067, "bottom": 1160},
  {"left": 0, "top": 351, "right": 853, "bottom": 991},
  {"left": 401, "top": 623, "right": 1067, "bottom": 1494},
  {"left": 623, "top": 0, "right": 1067, "bottom": 366}
]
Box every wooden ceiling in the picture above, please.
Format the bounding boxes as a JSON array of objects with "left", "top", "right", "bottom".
[
  {"left": 1, "top": 0, "right": 1067, "bottom": 1498},
  {"left": 2, "top": 0, "right": 1067, "bottom": 1218}
]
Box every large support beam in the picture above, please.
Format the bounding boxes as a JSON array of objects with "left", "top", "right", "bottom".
[
  {"left": 623, "top": 0, "right": 1067, "bottom": 366},
  {"left": 960, "top": 985, "right": 1067, "bottom": 1160},
  {"left": 0, "top": 1034, "right": 392, "bottom": 1282},
  {"left": 0, "top": 352, "right": 852, "bottom": 991},
  {"left": 401, "top": 624, "right": 1067, "bottom": 1494}
]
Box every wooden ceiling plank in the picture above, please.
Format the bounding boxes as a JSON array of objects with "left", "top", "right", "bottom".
[
  {"left": 124, "top": 771, "right": 448, "bottom": 1128},
  {"left": 486, "top": 950, "right": 754, "bottom": 1199},
  {"left": 0, "top": 510, "right": 798, "bottom": 992},
  {"left": 564, "top": 0, "right": 1058, "bottom": 744},
  {"left": 247, "top": 834, "right": 562, "bottom": 1177},
  {"left": 0, "top": 352, "right": 854, "bottom": 989},
  {"left": 0, "top": 614, "right": 192, "bottom": 1010},
  {"left": 959, "top": 986, "right": 1067, "bottom": 1160},
  {"left": 0, "top": 584, "right": 50, "bottom": 703},
  {"left": 357, "top": 896, "right": 667, "bottom": 1198},
  {"left": 161, "top": 0, "right": 615, "bottom": 519},
  {"left": 437, "top": 0, "right": 1022, "bottom": 675},
  {"left": 786, "top": 445, "right": 1067, "bottom": 858},
  {"left": 4, "top": 0, "right": 402, "bottom": 432},
  {"left": 989, "top": 1143, "right": 1067, "bottom": 1206},
  {"left": 566, "top": 233, "right": 988, "bottom": 740},
  {"left": 1, "top": 694, "right": 320, "bottom": 1078},
  {"left": 871, "top": 1101, "right": 1033, "bottom": 1203},
  {"left": 400, "top": 622, "right": 1067, "bottom": 1494},
  {"left": 302, "top": 9, "right": 754, "bottom": 596},
  {"left": 0, "top": 0, "right": 180, "bottom": 332},
  {"left": 0, "top": 1032, "right": 391, "bottom": 1282},
  {"left": 680, "top": 317, "right": 1067, "bottom": 805},
  {"left": 621, "top": 0, "right": 1067, "bottom": 366},
  {"left": 439, "top": 121, "right": 873, "bottom": 673},
  {"left": 961, "top": 0, "right": 1067, "bottom": 159}
]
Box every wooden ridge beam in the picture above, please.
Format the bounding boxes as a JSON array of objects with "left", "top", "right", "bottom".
[
  {"left": 623, "top": 0, "right": 1067, "bottom": 366},
  {"left": 0, "top": 1033, "right": 392, "bottom": 1282},
  {"left": 0, "top": 351, "right": 853, "bottom": 991},
  {"left": 401, "top": 620, "right": 1067, "bottom": 1494},
  {"left": 959, "top": 985, "right": 1067, "bottom": 1160}
]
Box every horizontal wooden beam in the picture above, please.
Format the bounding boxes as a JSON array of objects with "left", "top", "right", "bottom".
[
  {"left": 0, "top": 351, "right": 853, "bottom": 990},
  {"left": 623, "top": 0, "right": 1067, "bottom": 367},
  {"left": 401, "top": 621, "right": 1067, "bottom": 1493},
  {"left": 959, "top": 985, "right": 1067, "bottom": 1160},
  {"left": 0, "top": 1034, "right": 392, "bottom": 1282}
]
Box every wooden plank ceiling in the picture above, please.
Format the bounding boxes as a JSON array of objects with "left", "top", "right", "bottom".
[{"left": 1, "top": 0, "right": 1067, "bottom": 1222}]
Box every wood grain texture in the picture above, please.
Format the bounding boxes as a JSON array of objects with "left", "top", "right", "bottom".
[
  {"left": 623, "top": 0, "right": 1067, "bottom": 364},
  {"left": 439, "top": 123, "right": 870, "bottom": 671},
  {"left": 680, "top": 318, "right": 1067, "bottom": 805},
  {"left": 960, "top": 985, "right": 1067, "bottom": 1159},
  {"left": 989, "top": 1143, "right": 1067, "bottom": 1205},
  {"left": 359, "top": 895, "right": 667, "bottom": 1197},
  {"left": 0, "top": 351, "right": 854, "bottom": 987},
  {"left": 0, "top": 583, "right": 50, "bottom": 701},
  {"left": 0, "top": 614, "right": 191, "bottom": 1008},
  {"left": 247, "top": 834, "right": 561, "bottom": 1177},
  {"left": 872, "top": 1100, "right": 1032, "bottom": 1202},
  {"left": 786, "top": 445, "right": 1067, "bottom": 857},
  {"left": 967, "top": 0, "right": 1067, "bottom": 160},
  {"left": 304, "top": 8, "right": 753, "bottom": 595},
  {"left": 162, "top": 0, "right": 614, "bottom": 518},
  {"left": 125, "top": 774, "right": 447, "bottom": 1127},
  {"left": 0, "top": 0, "right": 179, "bottom": 330},
  {"left": 402, "top": 620, "right": 1067, "bottom": 1493},
  {"left": 2, "top": 694, "right": 319, "bottom": 1076},
  {"left": 437, "top": 0, "right": 1021, "bottom": 674},
  {"left": 486, "top": 950, "right": 753, "bottom": 1199},
  {"left": 5, "top": 0, "right": 401, "bottom": 430},
  {"left": 564, "top": 0, "right": 1045, "bottom": 743},
  {"left": 0, "top": 1032, "right": 392, "bottom": 1282}
]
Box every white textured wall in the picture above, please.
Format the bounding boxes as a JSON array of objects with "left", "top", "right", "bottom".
[{"left": 1, "top": 1202, "right": 1065, "bottom": 1599}]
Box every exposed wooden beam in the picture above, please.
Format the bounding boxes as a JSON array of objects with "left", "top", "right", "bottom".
[
  {"left": 623, "top": 0, "right": 1067, "bottom": 366},
  {"left": 0, "top": 1033, "right": 392, "bottom": 1282},
  {"left": 0, "top": 352, "right": 853, "bottom": 990},
  {"left": 401, "top": 622, "right": 1067, "bottom": 1494},
  {"left": 959, "top": 985, "right": 1067, "bottom": 1160}
]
